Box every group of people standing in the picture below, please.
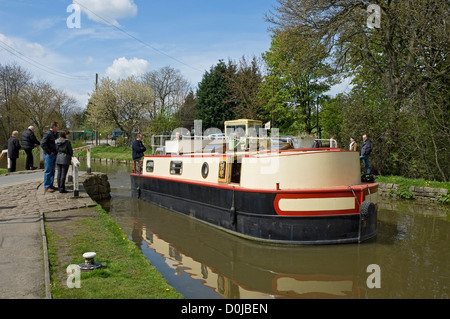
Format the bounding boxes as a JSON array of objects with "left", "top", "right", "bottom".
[
  {"left": 6, "top": 122, "right": 73, "bottom": 194},
  {"left": 7, "top": 126, "right": 40, "bottom": 172},
  {"left": 349, "top": 134, "right": 373, "bottom": 175}
]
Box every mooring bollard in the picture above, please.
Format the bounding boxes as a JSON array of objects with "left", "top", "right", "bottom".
[{"left": 79, "top": 252, "right": 102, "bottom": 271}]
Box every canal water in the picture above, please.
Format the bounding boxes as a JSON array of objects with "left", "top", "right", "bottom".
[
  {"left": 90, "top": 162, "right": 449, "bottom": 299},
  {"left": 2, "top": 158, "right": 449, "bottom": 299}
]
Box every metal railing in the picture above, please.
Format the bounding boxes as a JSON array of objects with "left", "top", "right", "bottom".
[
  {"left": 72, "top": 145, "right": 93, "bottom": 173},
  {"left": 149, "top": 135, "right": 339, "bottom": 154},
  {"left": 70, "top": 156, "right": 80, "bottom": 197}
]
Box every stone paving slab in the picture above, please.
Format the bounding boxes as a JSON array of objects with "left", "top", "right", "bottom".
[
  {"left": 0, "top": 214, "right": 44, "bottom": 299},
  {"left": 0, "top": 171, "right": 98, "bottom": 299}
]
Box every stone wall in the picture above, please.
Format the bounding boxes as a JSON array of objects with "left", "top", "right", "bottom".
[
  {"left": 79, "top": 172, "right": 111, "bottom": 202},
  {"left": 378, "top": 182, "right": 448, "bottom": 202}
]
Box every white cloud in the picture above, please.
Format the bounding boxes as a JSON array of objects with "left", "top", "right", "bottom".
[
  {"left": 105, "top": 57, "right": 149, "bottom": 79},
  {"left": 0, "top": 33, "right": 96, "bottom": 108},
  {"left": 0, "top": 33, "right": 47, "bottom": 59},
  {"left": 74, "top": 0, "right": 138, "bottom": 27}
]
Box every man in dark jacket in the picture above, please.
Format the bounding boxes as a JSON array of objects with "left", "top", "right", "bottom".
[
  {"left": 132, "top": 134, "right": 146, "bottom": 173},
  {"left": 41, "top": 122, "right": 59, "bottom": 192},
  {"left": 360, "top": 134, "right": 373, "bottom": 174},
  {"left": 21, "top": 126, "right": 40, "bottom": 170},
  {"left": 7, "top": 131, "right": 21, "bottom": 172}
]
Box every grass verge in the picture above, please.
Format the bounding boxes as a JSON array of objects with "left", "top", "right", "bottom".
[
  {"left": 74, "top": 146, "right": 132, "bottom": 162},
  {"left": 376, "top": 175, "right": 450, "bottom": 190},
  {"left": 45, "top": 205, "right": 183, "bottom": 299}
]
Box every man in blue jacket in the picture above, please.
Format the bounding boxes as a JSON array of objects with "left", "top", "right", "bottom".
[
  {"left": 41, "top": 122, "right": 59, "bottom": 192},
  {"left": 360, "top": 134, "right": 373, "bottom": 175}
]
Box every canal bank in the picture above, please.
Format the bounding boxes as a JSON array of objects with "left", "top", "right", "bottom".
[
  {"left": 0, "top": 170, "right": 182, "bottom": 299},
  {"left": 378, "top": 182, "right": 449, "bottom": 203}
]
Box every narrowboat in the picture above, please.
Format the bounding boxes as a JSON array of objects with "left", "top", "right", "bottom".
[{"left": 130, "top": 119, "right": 377, "bottom": 245}]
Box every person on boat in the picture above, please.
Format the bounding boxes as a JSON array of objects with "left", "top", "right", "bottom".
[
  {"left": 174, "top": 132, "right": 181, "bottom": 140},
  {"left": 349, "top": 137, "right": 357, "bottom": 151},
  {"left": 132, "top": 134, "right": 147, "bottom": 173},
  {"left": 360, "top": 134, "right": 372, "bottom": 174},
  {"left": 312, "top": 139, "right": 322, "bottom": 148},
  {"left": 330, "top": 136, "right": 338, "bottom": 148}
]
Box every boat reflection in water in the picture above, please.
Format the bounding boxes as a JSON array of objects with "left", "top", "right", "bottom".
[{"left": 119, "top": 197, "right": 374, "bottom": 299}]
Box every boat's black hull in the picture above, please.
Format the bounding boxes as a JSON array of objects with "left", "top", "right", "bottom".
[{"left": 130, "top": 174, "right": 377, "bottom": 244}]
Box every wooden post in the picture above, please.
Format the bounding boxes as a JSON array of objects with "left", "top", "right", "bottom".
[
  {"left": 71, "top": 156, "right": 80, "bottom": 198},
  {"left": 68, "top": 164, "right": 73, "bottom": 183},
  {"left": 74, "top": 165, "right": 79, "bottom": 198}
]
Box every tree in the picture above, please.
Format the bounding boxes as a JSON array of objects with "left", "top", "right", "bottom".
[
  {"left": 268, "top": 0, "right": 449, "bottom": 180},
  {"left": 142, "top": 66, "right": 191, "bottom": 121},
  {"left": 195, "top": 60, "right": 236, "bottom": 130},
  {"left": 17, "top": 80, "right": 77, "bottom": 138},
  {"left": 0, "top": 63, "right": 79, "bottom": 146},
  {"left": 223, "top": 56, "right": 265, "bottom": 120},
  {"left": 258, "top": 29, "right": 333, "bottom": 135},
  {"left": 175, "top": 90, "right": 196, "bottom": 130},
  {"left": 88, "top": 76, "right": 154, "bottom": 144},
  {"left": 318, "top": 95, "right": 343, "bottom": 142},
  {"left": 0, "top": 63, "right": 32, "bottom": 145}
]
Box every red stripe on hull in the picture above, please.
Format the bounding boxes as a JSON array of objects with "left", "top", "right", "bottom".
[
  {"left": 131, "top": 173, "right": 377, "bottom": 217},
  {"left": 130, "top": 173, "right": 377, "bottom": 194}
]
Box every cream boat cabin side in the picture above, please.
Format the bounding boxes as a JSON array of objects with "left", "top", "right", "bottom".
[{"left": 131, "top": 121, "right": 378, "bottom": 244}]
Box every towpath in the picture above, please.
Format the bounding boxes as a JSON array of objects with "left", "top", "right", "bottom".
[{"left": 0, "top": 170, "right": 97, "bottom": 299}]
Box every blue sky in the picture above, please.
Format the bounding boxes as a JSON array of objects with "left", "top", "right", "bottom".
[{"left": 0, "top": 0, "right": 278, "bottom": 107}]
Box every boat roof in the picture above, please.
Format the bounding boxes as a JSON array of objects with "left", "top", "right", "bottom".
[{"left": 224, "top": 119, "right": 262, "bottom": 126}]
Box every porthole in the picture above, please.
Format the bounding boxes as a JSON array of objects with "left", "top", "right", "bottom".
[{"left": 201, "top": 162, "right": 209, "bottom": 179}]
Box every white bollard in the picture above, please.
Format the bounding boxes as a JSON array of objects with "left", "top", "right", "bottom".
[{"left": 79, "top": 252, "right": 102, "bottom": 271}]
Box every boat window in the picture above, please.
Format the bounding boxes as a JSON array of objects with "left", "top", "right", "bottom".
[
  {"left": 170, "top": 161, "right": 183, "bottom": 175},
  {"left": 201, "top": 162, "right": 209, "bottom": 179},
  {"left": 225, "top": 125, "right": 246, "bottom": 137},
  {"left": 146, "top": 160, "right": 154, "bottom": 173}
]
